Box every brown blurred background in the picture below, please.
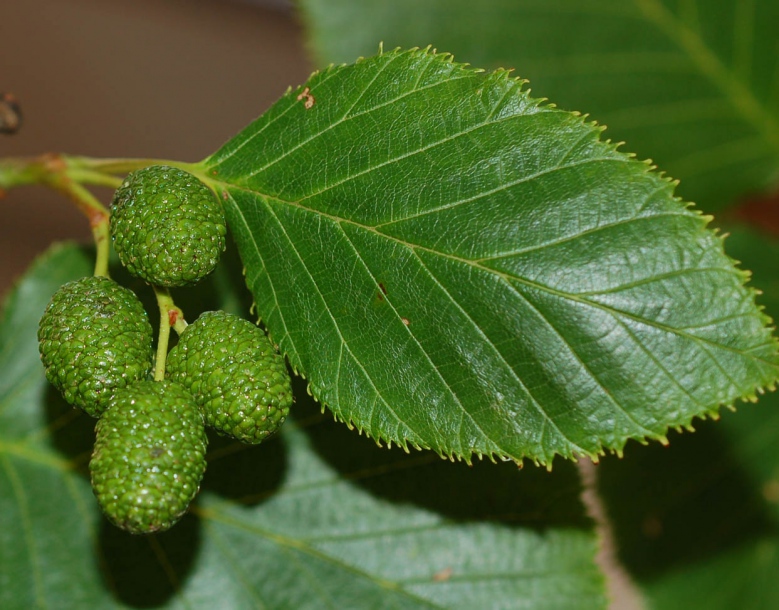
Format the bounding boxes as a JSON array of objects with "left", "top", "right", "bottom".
[{"left": 1, "top": 0, "right": 311, "bottom": 298}]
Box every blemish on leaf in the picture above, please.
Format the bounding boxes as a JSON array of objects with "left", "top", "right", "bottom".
[
  {"left": 296, "top": 87, "right": 315, "bottom": 109},
  {"left": 401, "top": 317, "right": 410, "bottom": 326},
  {"left": 374, "top": 282, "right": 389, "bottom": 304},
  {"left": 432, "top": 567, "right": 453, "bottom": 582},
  {"left": 168, "top": 309, "right": 179, "bottom": 327},
  {"left": 221, "top": 190, "right": 228, "bottom": 200}
]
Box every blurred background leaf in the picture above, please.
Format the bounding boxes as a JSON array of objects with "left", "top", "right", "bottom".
[
  {"left": 0, "top": 243, "right": 606, "bottom": 609},
  {"left": 597, "top": 226, "right": 779, "bottom": 609},
  {"left": 298, "top": 0, "right": 779, "bottom": 212},
  {"left": 206, "top": 47, "right": 779, "bottom": 466}
]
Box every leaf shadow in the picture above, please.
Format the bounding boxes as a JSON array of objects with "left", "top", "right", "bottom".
[
  {"left": 43, "top": 383, "right": 95, "bottom": 477},
  {"left": 170, "top": 233, "right": 254, "bottom": 327},
  {"left": 289, "top": 377, "right": 592, "bottom": 532},
  {"left": 200, "top": 428, "right": 287, "bottom": 505},
  {"left": 597, "top": 411, "right": 777, "bottom": 582},
  {"left": 97, "top": 512, "right": 202, "bottom": 608}
]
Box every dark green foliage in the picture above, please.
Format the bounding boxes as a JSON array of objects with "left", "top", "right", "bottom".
[
  {"left": 110, "top": 165, "right": 227, "bottom": 287},
  {"left": 89, "top": 380, "right": 207, "bottom": 534},
  {"left": 37, "top": 275, "right": 153, "bottom": 417},
  {"left": 166, "top": 311, "right": 292, "bottom": 444},
  {"left": 206, "top": 48, "right": 779, "bottom": 464}
]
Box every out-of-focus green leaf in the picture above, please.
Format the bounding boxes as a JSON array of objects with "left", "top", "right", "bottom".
[
  {"left": 201, "top": 47, "right": 779, "bottom": 465},
  {"left": 598, "top": 226, "right": 779, "bottom": 610},
  {"left": 0, "top": 243, "right": 606, "bottom": 609},
  {"left": 298, "top": 0, "right": 779, "bottom": 210}
]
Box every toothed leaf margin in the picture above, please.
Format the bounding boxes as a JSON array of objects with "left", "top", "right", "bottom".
[{"left": 203, "top": 48, "right": 779, "bottom": 465}]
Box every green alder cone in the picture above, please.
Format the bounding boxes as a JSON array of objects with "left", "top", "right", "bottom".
[
  {"left": 166, "top": 311, "right": 293, "bottom": 444},
  {"left": 110, "top": 165, "right": 227, "bottom": 287},
  {"left": 37, "top": 275, "right": 154, "bottom": 417},
  {"left": 89, "top": 380, "right": 208, "bottom": 534}
]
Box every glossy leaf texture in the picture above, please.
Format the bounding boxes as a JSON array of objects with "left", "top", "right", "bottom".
[
  {"left": 598, "top": 226, "right": 779, "bottom": 609},
  {"left": 202, "top": 48, "right": 779, "bottom": 465},
  {"left": 298, "top": 0, "right": 779, "bottom": 211},
  {"left": 0, "top": 243, "right": 606, "bottom": 610}
]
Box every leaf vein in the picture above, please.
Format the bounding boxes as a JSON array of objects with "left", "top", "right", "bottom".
[
  {"left": 509, "top": 282, "right": 658, "bottom": 439},
  {"left": 301, "top": 110, "right": 555, "bottom": 209},
  {"left": 239, "top": 61, "right": 473, "bottom": 183},
  {"left": 225, "top": 194, "right": 301, "bottom": 371},
  {"left": 411, "top": 250, "right": 586, "bottom": 456},
  {"left": 1, "top": 455, "right": 47, "bottom": 609},
  {"left": 198, "top": 507, "right": 446, "bottom": 609},
  {"left": 337, "top": 225, "right": 474, "bottom": 452},
  {"left": 229, "top": 187, "right": 779, "bottom": 375},
  {"left": 477, "top": 210, "right": 693, "bottom": 264},
  {"left": 613, "top": 315, "right": 705, "bottom": 409},
  {"left": 577, "top": 266, "right": 743, "bottom": 298},
  {"left": 262, "top": 202, "right": 415, "bottom": 442},
  {"left": 634, "top": 0, "right": 779, "bottom": 152},
  {"left": 205, "top": 522, "right": 270, "bottom": 609}
]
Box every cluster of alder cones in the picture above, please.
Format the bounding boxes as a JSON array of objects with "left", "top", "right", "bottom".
[{"left": 38, "top": 166, "right": 292, "bottom": 534}]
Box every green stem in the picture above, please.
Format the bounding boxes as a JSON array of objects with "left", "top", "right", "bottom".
[
  {"left": 0, "top": 153, "right": 202, "bottom": 193},
  {"left": 47, "top": 177, "right": 112, "bottom": 278},
  {"left": 0, "top": 153, "right": 205, "bottom": 276},
  {"left": 71, "top": 156, "right": 200, "bottom": 177},
  {"left": 92, "top": 220, "right": 111, "bottom": 278},
  {"left": 152, "top": 286, "right": 186, "bottom": 381}
]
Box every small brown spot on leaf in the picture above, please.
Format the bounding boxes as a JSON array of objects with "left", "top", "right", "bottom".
[
  {"left": 222, "top": 190, "right": 228, "bottom": 200},
  {"left": 432, "top": 567, "right": 452, "bottom": 582},
  {"left": 401, "top": 317, "right": 410, "bottom": 326},
  {"left": 296, "top": 87, "right": 315, "bottom": 109},
  {"left": 379, "top": 282, "right": 387, "bottom": 295}
]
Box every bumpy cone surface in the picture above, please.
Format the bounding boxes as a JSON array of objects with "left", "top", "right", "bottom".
[
  {"left": 90, "top": 380, "right": 207, "bottom": 534},
  {"left": 166, "top": 311, "right": 292, "bottom": 444},
  {"left": 110, "top": 165, "right": 226, "bottom": 287},
  {"left": 37, "top": 275, "right": 153, "bottom": 417}
]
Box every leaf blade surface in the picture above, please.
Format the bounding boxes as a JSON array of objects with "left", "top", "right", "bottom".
[
  {"left": 299, "top": 0, "right": 779, "bottom": 210},
  {"left": 204, "top": 49, "right": 779, "bottom": 464},
  {"left": 0, "top": 243, "right": 606, "bottom": 609}
]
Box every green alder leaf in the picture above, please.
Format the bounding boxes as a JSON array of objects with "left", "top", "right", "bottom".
[
  {"left": 0, "top": 243, "right": 606, "bottom": 609},
  {"left": 201, "top": 48, "right": 779, "bottom": 465},
  {"left": 597, "top": 226, "right": 779, "bottom": 610},
  {"left": 298, "top": 0, "right": 779, "bottom": 211}
]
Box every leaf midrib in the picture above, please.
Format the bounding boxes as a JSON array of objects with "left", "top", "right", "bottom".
[
  {"left": 196, "top": 505, "right": 447, "bottom": 610},
  {"left": 635, "top": 0, "right": 779, "bottom": 153},
  {"left": 1, "top": 455, "right": 46, "bottom": 609},
  {"left": 231, "top": 187, "right": 586, "bottom": 459},
  {"left": 222, "top": 180, "right": 779, "bottom": 371}
]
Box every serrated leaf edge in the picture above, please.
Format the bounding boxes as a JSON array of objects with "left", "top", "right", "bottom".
[{"left": 211, "top": 47, "right": 779, "bottom": 469}]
